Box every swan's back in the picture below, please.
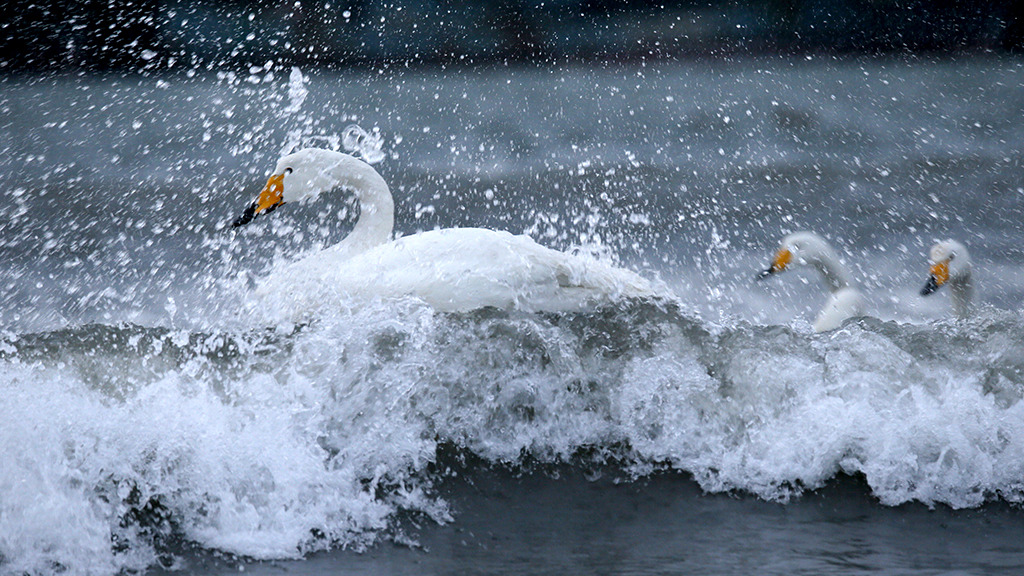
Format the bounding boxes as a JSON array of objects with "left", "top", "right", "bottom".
[
  {"left": 375, "top": 228, "right": 657, "bottom": 311},
  {"left": 254, "top": 228, "right": 665, "bottom": 320}
]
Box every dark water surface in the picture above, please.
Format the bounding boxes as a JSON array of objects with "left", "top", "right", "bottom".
[{"left": 164, "top": 468, "right": 1024, "bottom": 576}]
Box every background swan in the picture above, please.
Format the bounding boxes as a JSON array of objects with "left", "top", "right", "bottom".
[
  {"left": 757, "top": 231, "right": 865, "bottom": 332},
  {"left": 920, "top": 239, "right": 972, "bottom": 319},
  {"left": 232, "top": 148, "right": 669, "bottom": 318}
]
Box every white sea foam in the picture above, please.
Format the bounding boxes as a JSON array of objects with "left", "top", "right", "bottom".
[{"left": 3, "top": 302, "right": 1023, "bottom": 575}]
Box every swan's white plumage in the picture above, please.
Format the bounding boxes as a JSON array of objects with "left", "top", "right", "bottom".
[
  {"left": 815, "top": 287, "right": 863, "bottom": 333},
  {"left": 257, "top": 227, "right": 657, "bottom": 317},
  {"left": 237, "top": 149, "right": 668, "bottom": 320},
  {"left": 759, "top": 231, "right": 865, "bottom": 332},
  {"left": 921, "top": 239, "right": 972, "bottom": 319}
]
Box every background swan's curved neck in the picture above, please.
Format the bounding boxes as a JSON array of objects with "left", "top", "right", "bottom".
[
  {"left": 812, "top": 256, "right": 853, "bottom": 294},
  {"left": 332, "top": 158, "right": 394, "bottom": 252},
  {"left": 950, "top": 275, "right": 973, "bottom": 318}
]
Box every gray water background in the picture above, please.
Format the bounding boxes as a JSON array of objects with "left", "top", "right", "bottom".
[{"left": 2, "top": 56, "right": 1023, "bottom": 333}]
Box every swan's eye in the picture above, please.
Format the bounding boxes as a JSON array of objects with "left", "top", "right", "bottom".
[
  {"left": 284, "top": 167, "right": 293, "bottom": 175},
  {"left": 949, "top": 252, "right": 956, "bottom": 261}
]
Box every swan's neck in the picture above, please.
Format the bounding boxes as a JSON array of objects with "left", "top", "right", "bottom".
[
  {"left": 332, "top": 160, "right": 394, "bottom": 254},
  {"left": 950, "top": 273, "right": 973, "bottom": 319},
  {"left": 812, "top": 256, "right": 853, "bottom": 294}
]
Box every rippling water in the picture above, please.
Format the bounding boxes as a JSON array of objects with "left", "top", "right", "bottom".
[{"left": 1, "top": 57, "right": 1024, "bottom": 575}]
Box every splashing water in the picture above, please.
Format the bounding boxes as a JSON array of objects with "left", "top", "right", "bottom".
[
  {"left": 284, "top": 67, "right": 308, "bottom": 116},
  {"left": 342, "top": 125, "right": 386, "bottom": 164}
]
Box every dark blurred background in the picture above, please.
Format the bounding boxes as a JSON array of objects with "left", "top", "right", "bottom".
[{"left": 1, "top": 0, "right": 1021, "bottom": 73}]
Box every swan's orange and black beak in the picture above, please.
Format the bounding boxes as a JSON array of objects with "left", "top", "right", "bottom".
[
  {"left": 757, "top": 248, "right": 792, "bottom": 280},
  {"left": 920, "top": 260, "right": 949, "bottom": 296},
  {"left": 232, "top": 174, "right": 285, "bottom": 228}
]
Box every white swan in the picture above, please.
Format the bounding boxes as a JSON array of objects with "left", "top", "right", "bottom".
[
  {"left": 920, "top": 239, "right": 972, "bottom": 319},
  {"left": 757, "top": 231, "right": 865, "bottom": 332},
  {"left": 231, "top": 148, "right": 668, "bottom": 318}
]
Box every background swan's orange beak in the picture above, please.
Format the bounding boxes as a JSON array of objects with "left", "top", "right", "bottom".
[
  {"left": 232, "top": 174, "right": 285, "bottom": 227},
  {"left": 921, "top": 260, "right": 949, "bottom": 295},
  {"left": 772, "top": 249, "right": 793, "bottom": 273},
  {"left": 757, "top": 248, "right": 792, "bottom": 280}
]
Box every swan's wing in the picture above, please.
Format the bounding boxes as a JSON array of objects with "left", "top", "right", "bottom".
[
  {"left": 367, "top": 229, "right": 547, "bottom": 310},
  {"left": 253, "top": 227, "right": 667, "bottom": 318},
  {"left": 379, "top": 229, "right": 661, "bottom": 311}
]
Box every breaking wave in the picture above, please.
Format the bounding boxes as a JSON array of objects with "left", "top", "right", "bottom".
[{"left": 2, "top": 299, "right": 1024, "bottom": 574}]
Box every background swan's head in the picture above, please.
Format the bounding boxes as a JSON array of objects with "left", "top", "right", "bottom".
[
  {"left": 757, "top": 231, "right": 838, "bottom": 279},
  {"left": 921, "top": 239, "right": 971, "bottom": 295},
  {"left": 232, "top": 149, "right": 361, "bottom": 227}
]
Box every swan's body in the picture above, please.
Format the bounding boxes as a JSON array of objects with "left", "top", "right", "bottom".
[
  {"left": 920, "top": 239, "right": 972, "bottom": 319},
  {"left": 757, "top": 231, "right": 865, "bottom": 332},
  {"left": 233, "top": 149, "right": 666, "bottom": 319}
]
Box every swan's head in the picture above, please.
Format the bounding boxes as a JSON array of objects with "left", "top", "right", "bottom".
[
  {"left": 757, "top": 231, "right": 835, "bottom": 280},
  {"left": 921, "top": 239, "right": 971, "bottom": 295},
  {"left": 232, "top": 149, "right": 358, "bottom": 227}
]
